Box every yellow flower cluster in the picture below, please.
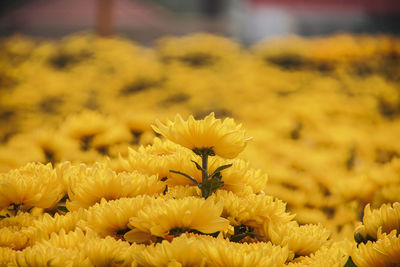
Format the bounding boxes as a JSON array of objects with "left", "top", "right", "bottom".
[
  {"left": 0, "top": 113, "right": 347, "bottom": 266},
  {"left": 0, "top": 32, "right": 400, "bottom": 265}
]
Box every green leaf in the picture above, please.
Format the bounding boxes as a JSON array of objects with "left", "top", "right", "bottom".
[
  {"left": 57, "top": 206, "right": 69, "bottom": 213},
  {"left": 191, "top": 160, "right": 205, "bottom": 172},
  {"left": 169, "top": 170, "right": 200, "bottom": 186},
  {"left": 344, "top": 257, "right": 357, "bottom": 267},
  {"left": 208, "top": 164, "right": 233, "bottom": 178}
]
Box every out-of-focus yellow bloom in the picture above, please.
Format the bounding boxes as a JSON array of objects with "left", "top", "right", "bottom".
[
  {"left": 64, "top": 163, "right": 164, "bottom": 210},
  {"left": 199, "top": 235, "right": 289, "bottom": 267},
  {"left": 0, "top": 162, "right": 64, "bottom": 210},
  {"left": 125, "top": 197, "right": 229, "bottom": 242},
  {"left": 132, "top": 234, "right": 206, "bottom": 267},
  {"left": 363, "top": 202, "right": 400, "bottom": 239},
  {"left": 152, "top": 113, "right": 251, "bottom": 158},
  {"left": 267, "top": 221, "right": 330, "bottom": 256},
  {"left": 156, "top": 33, "right": 242, "bottom": 70}
]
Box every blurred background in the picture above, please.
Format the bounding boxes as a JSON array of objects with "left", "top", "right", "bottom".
[{"left": 1, "top": 0, "right": 400, "bottom": 44}]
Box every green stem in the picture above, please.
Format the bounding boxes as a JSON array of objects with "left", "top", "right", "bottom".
[{"left": 201, "top": 152, "right": 208, "bottom": 184}]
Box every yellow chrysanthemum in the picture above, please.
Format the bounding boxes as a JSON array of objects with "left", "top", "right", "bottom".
[
  {"left": 352, "top": 229, "right": 400, "bottom": 267},
  {"left": 363, "top": 202, "right": 400, "bottom": 239},
  {"left": 373, "top": 185, "right": 400, "bottom": 207},
  {"left": 199, "top": 235, "right": 289, "bottom": 267},
  {"left": 0, "top": 247, "right": 15, "bottom": 266},
  {"left": 156, "top": 33, "right": 242, "bottom": 69},
  {"left": 38, "top": 228, "right": 94, "bottom": 247},
  {"left": 132, "top": 234, "right": 206, "bottom": 267},
  {"left": 81, "top": 196, "right": 157, "bottom": 238},
  {"left": 119, "top": 138, "right": 194, "bottom": 184},
  {"left": 14, "top": 244, "right": 91, "bottom": 267},
  {"left": 214, "top": 190, "right": 294, "bottom": 228},
  {"left": 0, "top": 162, "right": 64, "bottom": 210},
  {"left": 84, "top": 236, "right": 139, "bottom": 267},
  {"left": 125, "top": 197, "right": 229, "bottom": 242},
  {"left": 30, "top": 208, "right": 88, "bottom": 243},
  {"left": 0, "top": 212, "right": 40, "bottom": 250},
  {"left": 210, "top": 158, "right": 268, "bottom": 194},
  {"left": 0, "top": 212, "right": 38, "bottom": 228},
  {"left": 0, "top": 226, "right": 30, "bottom": 250},
  {"left": 267, "top": 221, "right": 331, "bottom": 256},
  {"left": 64, "top": 163, "right": 165, "bottom": 210},
  {"left": 287, "top": 241, "right": 351, "bottom": 267},
  {"left": 152, "top": 113, "right": 251, "bottom": 159},
  {"left": 39, "top": 228, "right": 136, "bottom": 267}
]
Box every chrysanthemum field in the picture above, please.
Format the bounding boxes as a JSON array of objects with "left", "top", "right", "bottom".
[{"left": 0, "top": 33, "right": 400, "bottom": 266}]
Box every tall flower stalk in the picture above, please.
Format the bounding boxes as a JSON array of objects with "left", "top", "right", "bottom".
[
  {"left": 170, "top": 148, "right": 232, "bottom": 198},
  {"left": 152, "top": 113, "right": 251, "bottom": 199}
]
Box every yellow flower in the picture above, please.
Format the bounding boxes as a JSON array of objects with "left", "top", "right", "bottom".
[
  {"left": 38, "top": 228, "right": 136, "bottom": 267},
  {"left": 15, "top": 244, "right": 91, "bottom": 267},
  {"left": 125, "top": 197, "right": 229, "bottom": 242},
  {"left": 64, "top": 163, "right": 165, "bottom": 210},
  {"left": 363, "top": 202, "right": 400, "bottom": 239},
  {"left": 210, "top": 157, "right": 268, "bottom": 194},
  {"left": 214, "top": 190, "right": 294, "bottom": 228},
  {"left": 199, "top": 235, "right": 289, "bottom": 267},
  {"left": 0, "top": 226, "right": 29, "bottom": 250},
  {"left": 352, "top": 229, "right": 400, "bottom": 267},
  {"left": 30, "top": 208, "right": 88, "bottom": 243},
  {"left": 287, "top": 241, "right": 351, "bottom": 267},
  {"left": 84, "top": 236, "right": 138, "bottom": 267},
  {"left": 82, "top": 196, "right": 157, "bottom": 238},
  {"left": 0, "top": 212, "right": 39, "bottom": 250},
  {"left": 119, "top": 138, "right": 194, "bottom": 184},
  {"left": 267, "top": 221, "right": 331, "bottom": 256},
  {"left": 0, "top": 162, "right": 64, "bottom": 210},
  {"left": 0, "top": 247, "right": 15, "bottom": 266},
  {"left": 156, "top": 33, "right": 242, "bottom": 69},
  {"left": 152, "top": 113, "right": 251, "bottom": 158},
  {"left": 132, "top": 234, "right": 207, "bottom": 267}
]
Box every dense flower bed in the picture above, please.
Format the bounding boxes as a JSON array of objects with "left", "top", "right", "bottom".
[{"left": 0, "top": 33, "right": 400, "bottom": 266}]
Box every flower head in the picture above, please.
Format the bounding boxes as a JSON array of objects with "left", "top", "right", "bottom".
[
  {"left": 0, "top": 162, "right": 64, "bottom": 210},
  {"left": 363, "top": 202, "right": 400, "bottom": 239},
  {"left": 125, "top": 196, "right": 229, "bottom": 242},
  {"left": 199, "top": 235, "right": 289, "bottom": 267},
  {"left": 64, "top": 163, "right": 165, "bottom": 210},
  {"left": 152, "top": 113, "right": 251, "bottom": 159}
]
